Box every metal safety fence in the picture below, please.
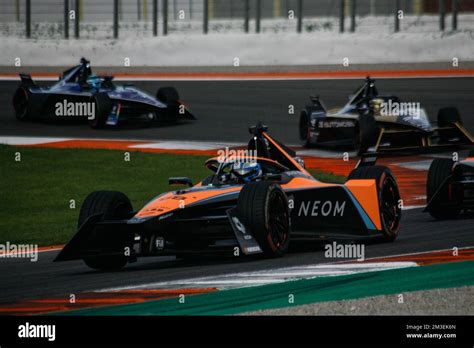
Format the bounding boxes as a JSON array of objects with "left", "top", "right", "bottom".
[{"left": 0, "top": 0, "right": 472, "bottom": 39}]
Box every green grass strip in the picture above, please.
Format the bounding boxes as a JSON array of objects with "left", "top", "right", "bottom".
[
  {"left": 58, "top": 260, "right": 474, "bottom": 316},
  {"left": 0, "top": 145, "right": 209, "bottom": 246}
]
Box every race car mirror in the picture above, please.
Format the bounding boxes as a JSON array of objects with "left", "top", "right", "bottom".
[{"left": 168, "top": 177, "right": 193, "bottom": 187}]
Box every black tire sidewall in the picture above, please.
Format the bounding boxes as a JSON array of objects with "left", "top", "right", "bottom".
[
  {"left": 157, "top": 87, "right": 180, "bottom": 105},
  {"left": 89, "top": 93, "right": 111, "bottom": 129},
  {"left": 78, "top": 191, "right": 133, "bottom": 270},
  {"left": 157, "top": 87, "right": 180, "bottom": 120},
  {"left": 426, "top": 158, "right": 460, "bottom": 219},
  {"left": 378, "top": 173, "right": 401, "bottom": 241},
  {"left": 264, "top": 184, "right": 290, "bottom": 256},
  {"left": 237, "top": 182, "right": 290, "bottom": 257},
  {"left": 13, "top": 86, "right": 32, "bottom": 121},
  {"left": 78, "top": 190, "right": 132, "bottom": 228}
]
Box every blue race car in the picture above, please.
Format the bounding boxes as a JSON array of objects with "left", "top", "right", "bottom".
[{"left": 12, "top": 58, "right": 196, "bottom": 128}]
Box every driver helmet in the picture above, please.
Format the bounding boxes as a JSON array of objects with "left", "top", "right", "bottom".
[
  {"left": 86, "top": 74, "right": 101, "bottom": 90},
  {"left": 232, "top": 161, "right": 262, "bottom": 183},
  {"left": 369, "top": 98, "right": 384, "bottom": 116}
]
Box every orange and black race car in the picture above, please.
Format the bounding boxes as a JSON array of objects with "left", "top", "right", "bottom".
[{"left": 55, "top": 124, "right": 401, "bottom": 271}]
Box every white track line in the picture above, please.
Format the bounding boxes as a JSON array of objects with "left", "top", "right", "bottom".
[
  {"left": 0, "top": 136, "right": 72, "bottom": 145},
  {"left": 97, "top": 261, "right": 416, "bottom": 292},
  {"left": 403, "top": 204, "right": 426, "bottom": 210},
  {"left": 129, "top": 141, "right": 240, "bottom": 151},
  {"left": 358, "top": 245, "right": 474, "bottom": 262}
]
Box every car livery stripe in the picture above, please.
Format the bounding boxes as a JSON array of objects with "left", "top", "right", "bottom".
[
  {"left": 343, "top": 187, "right": 377, "bottom": 231},
  {"left": 344, "top": 179, "right": 382, "bottom": 230}
]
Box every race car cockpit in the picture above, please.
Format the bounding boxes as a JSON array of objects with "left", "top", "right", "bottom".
[
  {"left": 341, "top": 76, "right": 401, "bottom": 116},
  {"left": 59, "top": 58, "right": 114, "bottom": 91},
  {"left": 215, "top": 161, "right": 263, "bottom": 185},
  {"left": 203, "top": 157, "right": 289, "bottom": 186}
]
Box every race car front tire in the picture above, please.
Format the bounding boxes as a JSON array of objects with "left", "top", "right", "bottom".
[
  {"left": 347, "top": 166, "right": 401, "bottom": 242},
  {"left": 78, "top": 191, "right": 133, "bottom": 270},
  {"left": 89, "top": 93, "right": 112, "bottom": 129},
  {"left": 157, "top": 87, "right": 180, "bottom": 120},
  {"left": 157, "top": 87, "right": 180, "bottom": 105},
  {"left": 237, "top": 181, "right": 290, "bottom": 257},
  {"left": 426, "top": 158, "right": 460, "bottom": 219}
]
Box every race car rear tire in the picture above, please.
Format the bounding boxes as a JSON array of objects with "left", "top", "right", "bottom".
[
  {"left": 237, "top": 181, "right": 290, "bottom": 257},
  {"left": 12, "top": 86, "right": 34, "bottom": 121},
  {"left": 89, "top": 93, "right": 112, "bottom": 129},
  {"left": 157, "top": 87, "right": 179, "bottom": 105},
  {"left": 437, "top": 107, "right": 461, "bottom": 127},
  {"left": 157, "top": 87, "right": 180, "bottom": 119},
  {"left": 426, "top": 158, "right": 460, "bottom": 219},
  {"left": 78, "top": 191, "right": 133, "bottom": 270},
  {"left": 347, "top": 166, "right": 401, "bottom": 242},
  {"left": 357, "top": 111, "right": 378, "bottom": 154}
]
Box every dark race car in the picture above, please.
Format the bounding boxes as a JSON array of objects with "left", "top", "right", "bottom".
[
  {"left": 55, "top": 123, "right": 401, "bottom": 271},
  {"left": 299, "top": 77, "right": 474, "bottom": 154},
  {"left": 12, "top": 58, "right": 195, "bottom": 128},
  {"left": 425, "top": 154, "right": 474, "bottom": 219}
]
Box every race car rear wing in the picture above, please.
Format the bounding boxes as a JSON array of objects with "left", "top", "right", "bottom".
[{"left": 373, "top": 122, "right": 474, "bottom": 154}]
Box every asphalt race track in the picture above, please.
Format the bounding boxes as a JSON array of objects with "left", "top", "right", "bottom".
[
  {"left": 1, "top": 208, "right": 474, "bottom": 304},
  {"left": 1, "top": 77, "right": 474, "bottom": 144},
  {"left": 1, "top": 77, "right": 474, "bottom": 306}
]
